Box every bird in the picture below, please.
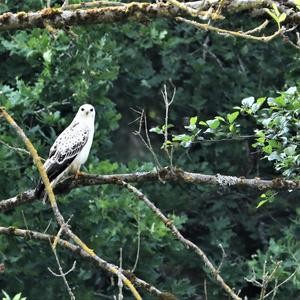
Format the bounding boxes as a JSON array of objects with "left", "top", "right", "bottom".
[{"left": 35, "top": 104, "right": 95, "bottom": 198}]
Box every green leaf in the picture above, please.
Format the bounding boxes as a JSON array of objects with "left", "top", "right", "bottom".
[
  {"left": 42, "top": 49, "right": 52, "bottom": 63},
  {"left": 227, "top": 111, "right": 239, "bottom": 124},
  {"left": 12, "top": 294, "right": 22, "bottom": 300},
  {"left": 256, "top": 137, "right": 266, "bottom": 144},
  {"left": 295, "top": 0, "right": 300, "bottom": 11},
  {"left": 285, "top": 86, "right": 297, "bottom": 95},
  {"left": 162, "top": 124, "right": 174, "bottom": 131},
  {"left": 149, "top": 126, "right": 163, "bottom": 134},
  {"left": 263, "top": 144, "right": 273, "bottom": 154},
  {"left": 2, "top": 290, "right": 11, "bottom": 300},
  {"left": 271, "top": 2, "right": 280, "bottom": 16},
  {"left": 256, "top": 199, "right": 269, "bottom": 208},
  {"left": 256, "top": 97, "right": 266, "bottom": 105},
  {"left": 199, "top": 121, "right": 207, "bottom": 126},
  {"left": 265, "top": 8, "right": 279, "bottom": 24},
  {"left": 189, "top": 116, "right": 198, "bottom": 126},
  {"left": 215, "top": 116, "right": 225, "bottom": 122},
  {"left": 229, "top": 124, "right": 235, "bottom": 132},
  {"left": 257, "top": 191, "right": 277, "bottom": 207},
  {"left": 273, "top": 97, "right": 286, "bottom": 106},
  {"left": 278, "top": 13, "right": 286, "bottom": 23},
  {"left": 206, "top": 119, "right": 220, "bottom": 129}
]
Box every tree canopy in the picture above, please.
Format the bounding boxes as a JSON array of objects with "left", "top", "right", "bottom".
[{"left": 1, "top": 1, "right": 300, "bottom": 300}]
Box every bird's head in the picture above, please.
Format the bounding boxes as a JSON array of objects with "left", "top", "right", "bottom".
[{"left": 75, "top": 104, "right": 95, "bottom": 122}]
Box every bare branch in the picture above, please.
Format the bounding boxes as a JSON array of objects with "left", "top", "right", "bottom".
[
  {"left": 118, "top": 180, "right": 241, "bottom": 300},
  {"left": 0, "top": 226, "right": 176, "bottom": 299},
  {"left": 132, "top": 108, "right": 162, "bottom": 170},
  {"left": 0, "top": 139, "right": 30, "bottom": 156},
  {"left": 0, "top": 0, "right": 297, "bottom": 45},
  {"left": 176, "top": 17, "right": 283, "bottom": 42},
  {"left": 48, "top": 243, "right": 76, "bottom": 300},
  {"left": 131, "top": 211, "right": 141, "bottom": 273},
  {"left": 1, "top": 167, "right": 300, "bottom": 212}
]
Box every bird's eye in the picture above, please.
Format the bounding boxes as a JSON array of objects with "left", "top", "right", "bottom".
[
  {"left": 90, "top": 108, "right": 93, "bottom": 112},
  {"left": 81, "top": 108, "right": 84, "bottom": 111}
]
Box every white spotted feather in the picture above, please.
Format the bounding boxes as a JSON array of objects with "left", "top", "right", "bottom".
[{"left": 36, "top": 104, "right": 95, "bottom": 197}]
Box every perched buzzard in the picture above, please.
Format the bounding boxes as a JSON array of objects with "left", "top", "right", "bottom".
[{"left": 35, "top": 104, "right": 95, "bottom": 197}]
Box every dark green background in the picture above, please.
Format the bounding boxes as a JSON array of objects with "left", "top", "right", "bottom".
[{"left": 0, "top": 1, "right": 300, "bottom": 299}]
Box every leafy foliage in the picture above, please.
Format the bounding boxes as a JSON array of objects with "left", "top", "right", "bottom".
[{"left": 1, "top": 1, "right": 300, "bottom": 300}]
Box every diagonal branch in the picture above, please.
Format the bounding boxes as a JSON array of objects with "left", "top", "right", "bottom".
[
  {"left": 1, "top": 167, "right": 299, "bottom": 212},
  {"left": 0, "top": 226, "right": 176, "bottom": 300},
  {"left": 118, "top": 180, "right": 241, "bottom": 300}
]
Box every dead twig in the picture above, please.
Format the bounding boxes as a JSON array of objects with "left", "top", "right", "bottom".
[
  {"left": 132, "top": 108, "right": 162, "bottom": 170},
  {"left": 48, "top": 241, "right": 76, "bottom": 300}
]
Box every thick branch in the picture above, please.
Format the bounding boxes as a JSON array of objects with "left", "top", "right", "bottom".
[
  {"left": 1, "top": 168, "right": 299, "bottom": 212},
  {"left": 0, "top": 3, "right": 188, "bottom": 31},
  {"left": 0, "top": 1, "right": 298, "bottom": 32},
  {"left": 0, "top": 226, "right": 175, "bottom": 300}
]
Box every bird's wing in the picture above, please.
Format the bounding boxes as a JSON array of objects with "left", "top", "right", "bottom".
[{"left": 44, "top": 121, "right": 90, "bottom": 182}]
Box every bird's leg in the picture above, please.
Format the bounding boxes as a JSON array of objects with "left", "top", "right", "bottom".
[{"left": 75, "top": 169, "right": 85, "bottom": 179}]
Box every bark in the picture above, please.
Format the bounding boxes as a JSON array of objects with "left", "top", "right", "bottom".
[
  {"left": 0, "top": 1, "right": 297, "bottom": 32},
  {"left": 1, "top": 167, "right": 299, "bottom": 212}
]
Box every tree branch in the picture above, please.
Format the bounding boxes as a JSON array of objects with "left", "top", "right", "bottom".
[
  {"left": 1, "top": 167, "right": 299, "bottom": 212},
  {"left": 118, "top": 180, "right": 241, "bottom": 300},
  {"left": 0, "top": 1, "right": 298, "bottom": 36},
  {"left": 0, "top": 226, "right": 176, "bottom": 300}
]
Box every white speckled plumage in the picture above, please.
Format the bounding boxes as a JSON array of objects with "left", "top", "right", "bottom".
[{"left": 36, "top": 104, "right": 95, "bottom": 197}]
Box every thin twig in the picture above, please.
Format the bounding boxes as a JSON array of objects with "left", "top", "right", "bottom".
[
  {"left": 245, "top": 20, "right": 269, "bottom": 34},
  {"left": 259, "top": 260, "right": 268, "bottom": 300},
  {"left": 166, "top": 0, "right": 223, "bottom": 20},
  {"left": 53, "top": 216, "right": 73, "bottom": 249},
  {"left": 132, "top": 108, "right": 162, "bottom": 170},
  {"left": 204, "top": 279, "right": 208, "bottom": 300},
  {"left": 63, "top": 0, "right": 126, "bottom": 10},
  {"left": 21, "top": 210, "right": 29, "bottom": 231},
  {"left": 131, "top": 209, "right": 141, "bottom": 273},
  {"left": 48, "top": 240, "right": 76, "bottom": 300},
  {"left": 216, "top": 243, "right": 226, "bottom": 273},
  {"left": 48, "top": 260, "right": 77, "bottom": 277},
  {"left": 176, "top": 17, "right": 283, "bottom": 42},
  {"left": 264, "top": 269, "right": 297, "bottom": 299},
  {"left": 117, "top": 248, "right": 123, "bottom": 300},
  {"left": 0, "top": 139, "right": 31, "bottom": 156},
  {"left": 43, "top": 219, "right": 53, "bottom": 233},
  {"left": 161, "top": 84, "right": 176, "bottom": 167}
]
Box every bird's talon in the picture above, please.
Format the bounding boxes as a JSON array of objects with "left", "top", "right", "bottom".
[{"left": 75, "top": 171, "right": 85, "bottom": 179}]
